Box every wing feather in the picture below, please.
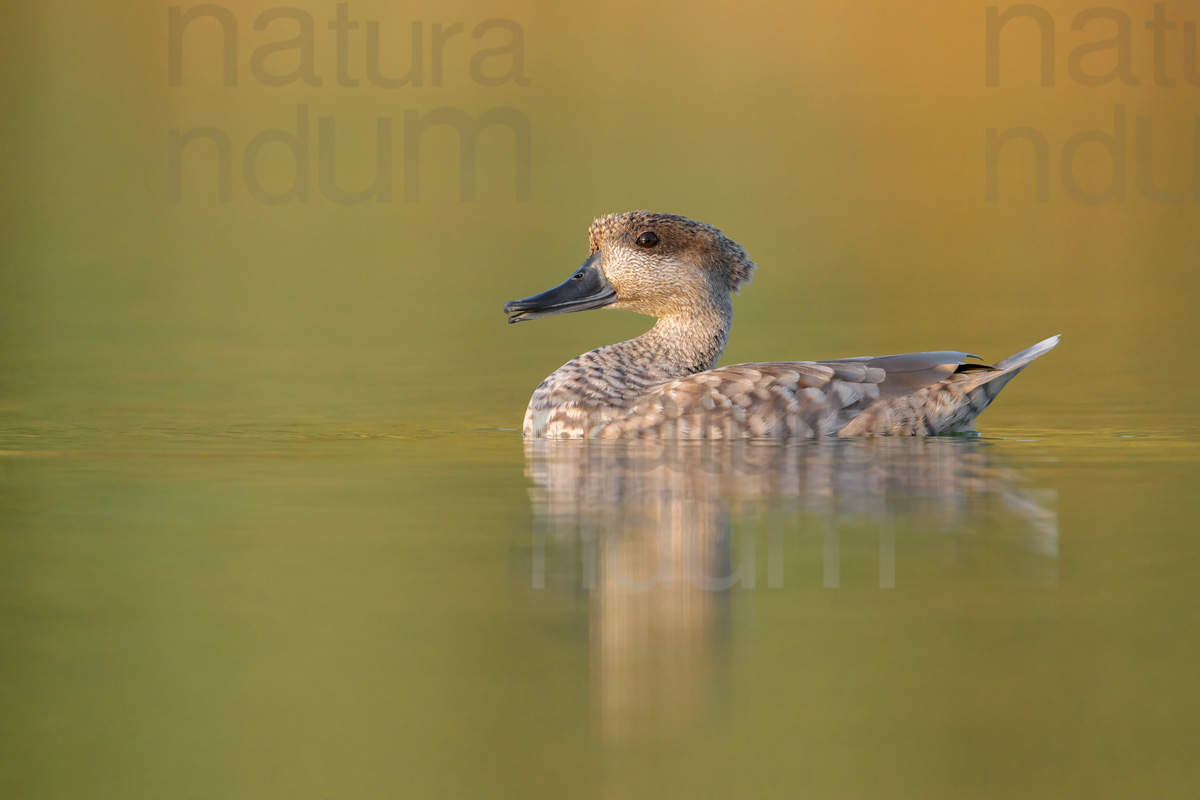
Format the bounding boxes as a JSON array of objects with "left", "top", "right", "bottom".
[{"left": 598, "top": 361, "right": 885, "bottom": 438}]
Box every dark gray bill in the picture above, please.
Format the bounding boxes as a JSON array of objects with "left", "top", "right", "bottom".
[{"left": 504, "top": 253, "right": 616, "bottom": 324}]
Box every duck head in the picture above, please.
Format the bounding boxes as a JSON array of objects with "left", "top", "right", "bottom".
[{"left": 504, "top": 211, "right": 756, "bottom": 323}]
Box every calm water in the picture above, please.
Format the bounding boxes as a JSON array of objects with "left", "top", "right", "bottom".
[{"left": 2, "top": 392, "right": 1198, "bottom": 798}]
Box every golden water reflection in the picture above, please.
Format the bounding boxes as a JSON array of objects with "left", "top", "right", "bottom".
[{"left": 525, "top": 437, "right": 1058, "bottom": 744}]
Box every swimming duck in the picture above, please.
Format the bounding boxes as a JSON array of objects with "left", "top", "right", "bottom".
[{"left": 504, "top": 211, "right": 1058, "bottom": 438}]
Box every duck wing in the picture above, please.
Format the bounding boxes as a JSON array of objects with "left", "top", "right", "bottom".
[
  {"left": 596, "top": 361, "right": 885, "bottom": 438},
  {"left": 834, "top": 336, "right": 1060, "bottom": 435},
  {"left": 822, "top": 350, "right": 986, "bottom": 398},
  {"left": 596, "top": 337, "right": 1059, "bottom": 438}
]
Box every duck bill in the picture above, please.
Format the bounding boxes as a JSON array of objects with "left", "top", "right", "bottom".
[{"left": 504, "top": 254, "right": 617, "bottom": 324}]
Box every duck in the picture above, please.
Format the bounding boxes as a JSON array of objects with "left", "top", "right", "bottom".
[{"left": 503, "top": 211, "right": 1058, "bottom": 439}]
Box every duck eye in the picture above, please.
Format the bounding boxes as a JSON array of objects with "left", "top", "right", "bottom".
[
  {"left": 572, "top": 272, "right": 584, "bottom": 280},
  {"left": 636, "top": 231, "right": 659, "bottom": 249}
]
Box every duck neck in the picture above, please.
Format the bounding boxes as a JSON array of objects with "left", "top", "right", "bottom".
[{"left": 606, "top": 296, "right": 733, "bottom": 381}]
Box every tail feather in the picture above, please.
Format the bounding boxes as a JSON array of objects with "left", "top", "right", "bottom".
[
  {"left": 963, "top": 334, "right": 1060, "bottom": 415},
  {"left": 992, "top": 334, "right": 1061, "bottom": 372}
]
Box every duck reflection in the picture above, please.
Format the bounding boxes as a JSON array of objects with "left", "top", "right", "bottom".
[{"left": 523, "top": 437, "right": 1057, "bottom": 743}]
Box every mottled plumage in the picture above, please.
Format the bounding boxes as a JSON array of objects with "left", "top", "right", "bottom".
[{"left": 505, "top": 211, "right": 1058, "bottom": 438}]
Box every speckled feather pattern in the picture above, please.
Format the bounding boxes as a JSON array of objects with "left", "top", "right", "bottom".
[{"left": 514, "top": 212, "right": 1058, "bottom": 439}]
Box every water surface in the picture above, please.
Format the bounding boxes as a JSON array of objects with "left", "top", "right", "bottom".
[{"left": 2, "top": 402, "right": 1197, "bottom": 798}]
